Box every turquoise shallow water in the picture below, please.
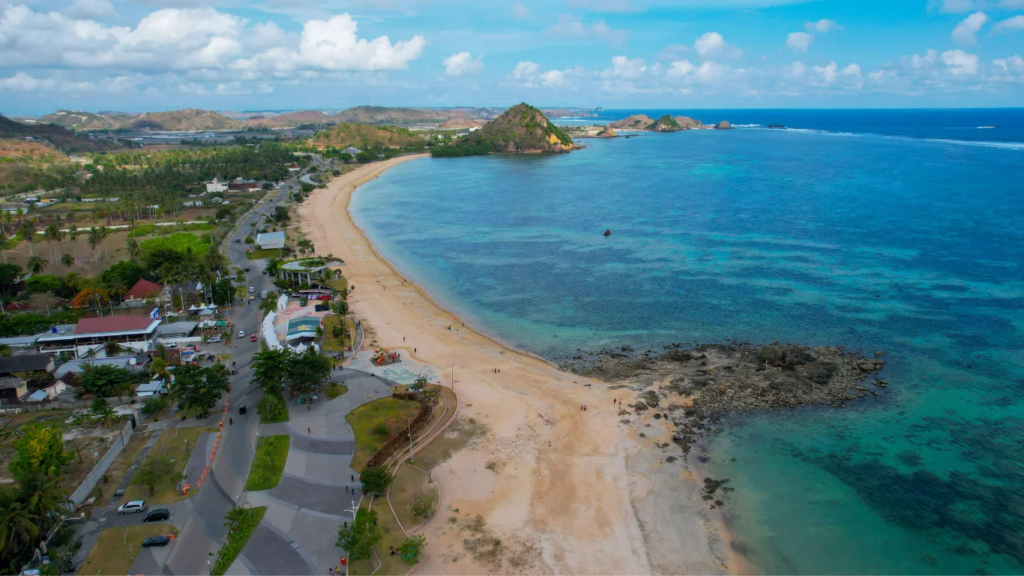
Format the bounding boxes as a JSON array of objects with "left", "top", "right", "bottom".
[{"left": 351, "top": 126, "right": 1024, "bottom": 574}]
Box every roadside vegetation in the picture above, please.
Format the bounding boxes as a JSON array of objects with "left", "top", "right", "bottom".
[
  {"left": 245, "top": 435, "right": 289, "bottom": 491},
  {"left": 120, "top": 426, "right": 218, "bottom": 505},
  {"left": 213, "top": 506, "right": 267, "bottom": 575}
]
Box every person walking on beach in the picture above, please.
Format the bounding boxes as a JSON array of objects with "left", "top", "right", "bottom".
[{"left": 308, "top": 427, "right": 311, "bottom": 434}]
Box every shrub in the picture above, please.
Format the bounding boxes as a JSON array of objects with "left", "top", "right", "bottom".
[
  {"left": 373, "top": 423, "right": 388, "bottom": 436},
  {"left": 257, "top": 391, "right": 288, "bottom": 424},
  {"left": 399, "top": 535, "right": 426, "bottom": 565},
  {"left": 359, "top": 466, "right": 393, "bottom": 495},
  {"left": 411, "top": 494, "right": 435, "bottom": 518}
]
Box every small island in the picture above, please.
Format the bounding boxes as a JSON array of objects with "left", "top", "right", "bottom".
[{"left": 431, "top": 103, "right": 575, "bottom": 157}]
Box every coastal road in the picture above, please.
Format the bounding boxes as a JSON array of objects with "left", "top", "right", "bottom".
[{"left": 155, "top": 176, "right": 300, "bottom": 576}]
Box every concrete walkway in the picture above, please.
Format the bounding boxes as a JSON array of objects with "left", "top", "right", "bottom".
[{"left": 231, "top": 368, "right": 392, "bottom": 575}]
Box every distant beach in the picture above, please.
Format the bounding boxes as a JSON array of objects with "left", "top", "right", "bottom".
[{"left": 299, "top": 155, "right": 734, "bottom": 575}]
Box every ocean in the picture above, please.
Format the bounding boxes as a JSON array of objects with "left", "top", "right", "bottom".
[{"left": 350, "top": 109, "right": 1024, "bottom": 574}]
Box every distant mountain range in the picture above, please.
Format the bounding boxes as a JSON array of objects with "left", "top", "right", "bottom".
[
  {"left": 12, "top": 106, "right": 604, "bottom": 133},
  {"left": 0, "top": 114, "right": 122, "bottom": 153}
]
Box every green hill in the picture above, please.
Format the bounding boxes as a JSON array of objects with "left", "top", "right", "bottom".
[
  {"left": 128, "top": 109, "right": 241, "bottom": 131},
  {"left": 37, "top": 110, "right": 135, "bottom": 131},
  {"left": 311, "top": 123, "right": 425, "bottom": 149},
  {"left": 432, "top": 103, "right": 574, "bottom": 157},
  {"left": 328, "top": 106, "right": 466, "bottom": 126}
]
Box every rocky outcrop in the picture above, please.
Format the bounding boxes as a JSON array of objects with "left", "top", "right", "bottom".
[
  {"left": 647, "top": 115, "right": 684, "bottom": 132},
  {"left": 673, "top": 116, "right": 703, "bottom": 129},
  {"left": 714, "top": 121, "right": 732, "bottom": 130},
  {"left": 608, "top": 114, "right": 654, "bottom": 130},
  {"left": 596, "top": 125, "right": 617, "bottom": 138}
]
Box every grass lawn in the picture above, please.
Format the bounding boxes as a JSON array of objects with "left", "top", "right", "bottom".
[
  {"left": 246, "top": 435, "right": 289, "bottom": 491},
  {"left": 325, "top": 382, "right": 349, "bottom": 400},
  {"left": 349, "top": 500, "right": 410, "bottom": 576},
  {"left": 120, "top": 426, "right": 218, "bottom": 507},
  {"left": 81, "top": 524, "right": 179, "bottom": 576},
  {"left": 327, "top": 277, "right": 348, "bottom": 293},
  {"left": 140, "top": 232, "right": 212, "bottom": 256},
  {"left": 322, "top": 315, "right": 355, "bottom": 353},
  {"left": 252, "top": 248, "right": 285, "bottom": 259},
  {"left": 212, "top": 506, "right": 266, "bottom": 575},
  {"left": 346, "top": 397, "right": 422, "bottom": 471},
  {"left": 389, "top": 463, "right": 438, "bottom": 531}
]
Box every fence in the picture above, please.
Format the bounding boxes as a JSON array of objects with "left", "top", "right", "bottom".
[{"left": 68, "top": 419, "right": 134, "bottom": 506}]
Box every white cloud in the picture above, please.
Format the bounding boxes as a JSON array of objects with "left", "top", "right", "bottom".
[
  {"left": 540, "top": 69, "right": 574, "bottom": 86},
  {"left": 601, "top": 55, "right": 646, "bottom": 79},
  {"left": 942, "top": 49, "right": 979, "bottom": 74},
  {"left": 804, "top": 19, "right": 838, "bottom": 34},
  {"left": 0, "top": 5, "right": 424, "bottom": 78},
  {"left": 786, "top": 31, "right": 814, "bottom": 52},
  {"left": 952, "top": 12, "right": 988, "bottom": 44},
  {"left": 67, "top": 0, "right": 118, "bottom": 20},
  {"left": 0, "top": 72, "right": 93, "bottom": 91},
  {"left": 442, "top": 51, "right": 484, "bottom": 77},
  {"left": 510, "top": 1, "right": 530, "bottom": 19},
  {"left": 512, "top": 60, "right": 541, "bottom": 79},
  {"left": 789, "top": 61, "right": 807, "bottom": 78},
  {"left": 693, "top": 32, "right": 742, "bottom": 60},
  {"left": 843, "top": 63, "right": 862, "bottom": 76},
  {"left": 812, "top": 61, "right": 839, "bottom": 82},
  {"left": 994, "top": 15, "right": 1024, "bottom": 32},
  {"left": 544, "top": 14, "right": 627, "bottom": 46},
  {"left": 666, "top": 59, "right": 743, "bottom": 85},
  {"left": 993, "top": 55, "right": 1024, "bottom": 72},
  {"left": 907, "top": 49, "right": 938, "bottom": 68}
]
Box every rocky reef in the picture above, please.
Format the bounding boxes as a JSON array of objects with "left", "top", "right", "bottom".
[{"left": 562, "top": 342, "right": 888, "bottom": 453}]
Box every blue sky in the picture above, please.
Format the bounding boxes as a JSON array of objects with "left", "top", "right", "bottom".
[{"left": 1, "top": 0, "right": 1023, "bottom": 115}]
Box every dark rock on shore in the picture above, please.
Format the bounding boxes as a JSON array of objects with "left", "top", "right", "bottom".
[{"left": 562, "top": 341, "right": 888, "bottom": 452}]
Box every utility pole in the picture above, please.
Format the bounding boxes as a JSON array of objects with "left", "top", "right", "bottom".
[{"left": 408, "top": 417, "right": 414, "bottom": 464}]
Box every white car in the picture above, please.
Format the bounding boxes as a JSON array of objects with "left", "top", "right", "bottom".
[
  {"left": 238, "top": 330, "right": 245, "bottom": 338},
  {"left": 118, "top": 500, "right": 146, "bottom": 515},
  {"left": 208, "top": 336, "right": 222, "bottom": 343},
  {"left": 249, "top": 286, "right": 255, "bottom": 293}
]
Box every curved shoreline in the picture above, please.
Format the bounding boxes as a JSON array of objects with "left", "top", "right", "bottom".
[
  {"left": 299, "top": 156, "right": 736, "bottom": 575},
  {"left": 340, "top": 154, "right": 564, "bottom": 372}
]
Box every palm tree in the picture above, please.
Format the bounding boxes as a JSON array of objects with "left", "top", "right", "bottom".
[
  {"left": 125, "top": 238, "right": 141, "bottom": 260},
  {"left": 63, "top": 272, "right": 88, "bottom": 293},
  {"left": 60, "top": 253, "right": 75, "bottom": 269},
  {"left": 0, "top": 500, "right": 39, "bottom": 559},
  {"left": 86, "top": 227, "right": 101, "bottom": 262},
  {"left": 106, "top": 279, "right": 128, "bottom": 303},
  {"left": 202, "top": 251, "right": 227, "bottom": 277},
  {"left": 18, "top": 219, "right": 35, "bottom": 257},
  {"left": 223, "top": 506, "right": 249, "bottom": 533},
  {"left": 26, "top": 256, "right": 47, "bottom": 275},
  {"left": 0, "top": 231, "right": 7, "bottom": 264},
  {"left": 23, "top": 477, "right": 68, "bottom": 530}
]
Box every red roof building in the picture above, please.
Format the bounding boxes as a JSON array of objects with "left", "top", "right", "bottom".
[
  {"left": 36, "top": 315, "right": 161, "bottom": 355},
  {"left": 126, "top": 279, "right": 165, "bottom": 301},
  {"left": 75, "top": 316, "right": 156, "bottom": 334}
]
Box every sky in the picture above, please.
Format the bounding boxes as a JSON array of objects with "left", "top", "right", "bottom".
[{"left": 1, "top": 0, "right": 1023, "bottom": 115}]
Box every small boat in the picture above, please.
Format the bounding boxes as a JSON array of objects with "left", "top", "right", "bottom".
[{"left": 604, "top": 230, "right": 612, "bottom": 237}]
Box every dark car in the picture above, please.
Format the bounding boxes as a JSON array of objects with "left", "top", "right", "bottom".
[
  {"left": 234, "top": 238, "right": 241, "bottom": 243},
  {"left": 239, "top": 405, "right": 247, "bottom": 415},
  {"left": 143, "top": 509, "right": 170, "bottom": 523},
  {"left": 142, "top": 535, "right": 170, "bottom": 548}
]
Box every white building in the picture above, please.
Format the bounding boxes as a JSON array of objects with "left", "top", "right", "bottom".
[
  {"left": 256, "top": 231, "right": 286, "bottom": 250},
  {"left": 206, "top": 178, "right": 229, "bottom": 193}
]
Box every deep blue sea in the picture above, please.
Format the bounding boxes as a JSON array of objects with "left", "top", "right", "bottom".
[{"left": 351, "top": 109, "right": 1024, "bottom": 574}]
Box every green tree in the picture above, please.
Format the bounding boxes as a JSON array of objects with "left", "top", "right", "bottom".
[
  {"left": 0, "top": 500, "right": 39, "bottom": 561},
  {"left": 77, "top": 365, "right": 132, "bottom": 397},
  {"left": 286, "top": 347, "right": 331, "bottom": 398},
  {"left": 335, "top": 508, "right": 381, "bottom": 561},
  {"left": 0, "top": 263, "right": 20, "bottom": 291},
  {"left": 125, "top": 238, "right": 141, "bottom": 260},
  {"left": 411, "top": 494, "right": 435, "bottom": 518},
  {"left": 398, "top": 534, "right": 426, "bottom": 565},
  {"left": 359, "top": 466, "right": 393, "bottom": 495},
  {"left": 60, "top": 253, "right": 74, "bottom": 269},
  {"left": 224, "top": 506, "right": 249, "bottom": 533},
  {"left": 251, "top": 348, "right": 292, "bottom": 393},
  {"left": 296, "top": 239, "right": 314, "bottom": 256},
  {"left": 90, "top": 398, "right": 116, "bottom": 426},
  {"left": 212, "top": 278, "right": 235, "bottom": 306},
  {"left": 172, "top": 365, "right": 228, "bottom": 416},
  {"left": 19, "top": 475, "right": 68, "bottom": 532},
  {"left": 133, "top": 456, "right": 174, "bottom": 496},
  {"left": 7, "top": 424, "right": 73, "bottom": 483},
  {"left": 25, "top": 255, "right": 47, "bottom": 274}
]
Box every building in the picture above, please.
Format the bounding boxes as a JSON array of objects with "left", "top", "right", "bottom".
[
  {"left": 53, "top": 354, "right": 150, "bottom": 379},
  {"left": 37, "top": 316, "right": 161, "bottom": 357},
  {"left": 256, "top": 231, "right": 286, "bottom": 250},
  {"left": 228, "top": 178, "right": 261, "bottom": 192},
  {"left": 343, "top": 147, "right": 362, "bottom": 156},
  {"left": 288, "top": 165, "right": 301, "bottom": 172},
  {"left": 30, "top": 378, "right": 68, "bottom": 401},
  {"left": 277, "top": 259, "right": 342, "bottom": 284},
  {"left": 135, "top": 380, "right": 168, "bottom": 398},
  {"left": 206, "top": 178, "right": 228, "bottom": 193},
  {"left": 0, "top": 378, "right": 28, "bottom": 404},
  {"left": 0, "top": 354, "right": 55, "bottom": 377},
  {"left": 125, "top": 279, "right": 167, "bottom": 303}
]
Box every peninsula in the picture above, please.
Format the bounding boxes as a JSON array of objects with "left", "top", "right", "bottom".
[{"left": 431, "top": 102, "right": 575, "bottom": 157}]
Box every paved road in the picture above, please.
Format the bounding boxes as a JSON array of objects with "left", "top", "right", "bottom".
[
  {"left": 150, "top": 176, "right": 303, "bottom": 576},
  {"left": 230, "top": 368, "right": 393, "bottom": 575}
]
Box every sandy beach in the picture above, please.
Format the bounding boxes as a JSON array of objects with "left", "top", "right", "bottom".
[{"left": 299, "top": 156, "right": 732, "bottom": 575}]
